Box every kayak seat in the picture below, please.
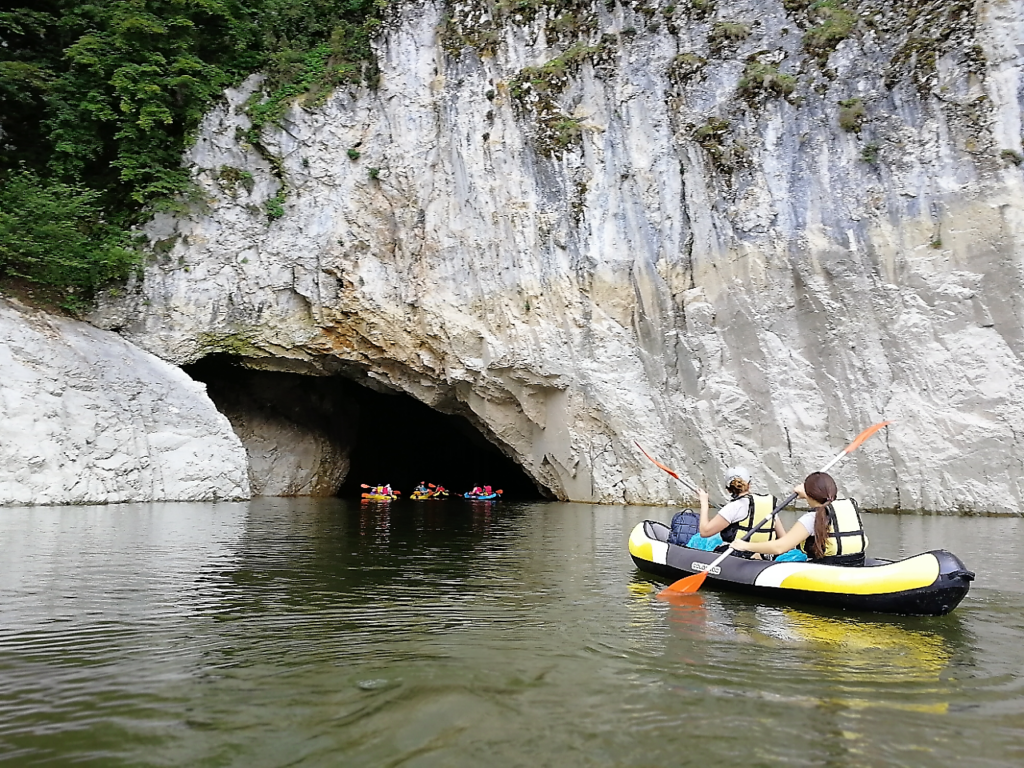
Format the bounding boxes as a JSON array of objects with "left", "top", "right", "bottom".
[{"left": 644, "top": 520, "right": 670, "bottom": 543}]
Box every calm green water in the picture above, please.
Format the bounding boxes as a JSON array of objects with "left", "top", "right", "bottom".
[{"left": 0, "top": 500, "right": 1021, "bottom": 767}]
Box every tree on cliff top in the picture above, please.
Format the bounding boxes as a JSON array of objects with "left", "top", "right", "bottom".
[{"left": 0, "top": 0, "right": 384, "bottom": 310}]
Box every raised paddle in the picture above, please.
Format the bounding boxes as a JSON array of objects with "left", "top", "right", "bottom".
[
  {"left": 635, "top": 441, "right": 701, "bottom": 494},
  {"left": 635, "top": 441, "right": 729, "bottom": 506},
  {"left": 656, "top": 421, "right": 892, "bottom": 596}
]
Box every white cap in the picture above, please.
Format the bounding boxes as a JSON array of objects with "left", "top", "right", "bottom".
[{"left": 724, "top": 466, "right": 752, "bottom": 485}]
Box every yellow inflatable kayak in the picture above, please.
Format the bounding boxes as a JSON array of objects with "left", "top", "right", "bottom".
[
  {"left": 629, "top": 520, "right": 974, "bottom": 616},
  {"left": 410, "top": 488, "right": 449, "bottom": 500}
]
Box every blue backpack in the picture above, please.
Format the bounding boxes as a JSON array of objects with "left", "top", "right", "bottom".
[{"left": 667, "top": 510, "right": 700, "bottom": 546}]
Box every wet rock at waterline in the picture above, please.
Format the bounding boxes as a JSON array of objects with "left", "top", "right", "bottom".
[
  {"left": 0, "top": 299, "right": 250, "bottom": 506},
  {"left": 188, "top": 362, "right": 356, "bottom": 497},
  {"left": 93, "top": 1, "right": 1024, "bottom": 513}
]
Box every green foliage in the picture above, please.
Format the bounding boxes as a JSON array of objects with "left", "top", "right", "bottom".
[
  {"left": 709, "top": 21, "right": 752, "bottom": 55},
  {"left": 218, "top": 166, "right": 255, "bottom": 195},
  {"left": 368, "top": 167, "right": 380, "bottom": 180},
  {"left": 0, "top": 171, "right": 139, "bottom": 310},
  {"left": 265, "top": 187, "right": 287, "bottom": 219},
  {"left": 803, "top": 1, "right": 857, "bottom": 65},
  {"left": 690, "top": 0, "right": 716, "bottom": 19},
  {"left": 693, "top": 117, "right": 730, "bottom": 151},
  {"left": 669, "top": 53, "right": 707, "bottom": 85},
  {"left": 838, "top": 97, "right": 866, "bottom": 132},
  {"left": 440, "top": 0, "right": 599, "bottom": 57},
  {"left": 885, "top": 1, "right": 976, "bottom": 92},
  {"left": 691, "top": 116, "right": 744, "bottom": 172},
  {"left": 509, "top": 41, "right": 612, "bottom": 157},
  {"left": 347, "top": 147, "right": 361, "bottom": 160},
  {"left": 860, "top": 142, "right": 880, "bottom": 164},
  {"left": 0, "top": 1, "right": 385, "bottom": 306},
  {"left": 509, "top": 43, "right": 606, "bottom": 101},
  {"left": 737, "top": 60, "right": 797, "bottom": 102},
  {"left": 550, "top": 118, "right": 584, "bottom": 149}
]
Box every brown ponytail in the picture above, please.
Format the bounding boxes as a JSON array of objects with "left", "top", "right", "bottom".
[
  {"left": 726, "top": 479, "right": 750, "bottom": 498},
  {"left": 804, "top": 472, "right": 838, "bottom": 559}
]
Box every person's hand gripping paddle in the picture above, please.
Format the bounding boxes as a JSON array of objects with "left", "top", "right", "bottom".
[{"left": 638, "top": 421, "right": 891, "bottom": 596}]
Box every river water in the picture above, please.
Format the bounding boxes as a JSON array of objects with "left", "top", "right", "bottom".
[{"left": 0, "top": 499, "right": 1021, "bottom": 767}]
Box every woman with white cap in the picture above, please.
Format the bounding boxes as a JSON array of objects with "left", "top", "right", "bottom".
[{"left": 695, "top": 465, "right": 785, "bottom": 554}]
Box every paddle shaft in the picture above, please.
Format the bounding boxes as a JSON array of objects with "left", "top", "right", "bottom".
[{"left": 635, "top": 442, "right": 728, "bottom": 506}]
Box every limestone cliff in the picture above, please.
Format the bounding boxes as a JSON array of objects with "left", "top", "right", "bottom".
[
  {"left": 95, "top": 0, "right": 1024, "bottom": 513},
  {"left": 0, "top": 299, "right": 249, "bottom": 506}
]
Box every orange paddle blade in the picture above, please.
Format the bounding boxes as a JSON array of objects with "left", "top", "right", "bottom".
[
  {"left": 360, "top": 484, "right": 370, "bottom": 488},
  {"left": 634, "top": 441, "right": 681, "bottom": 480},
  {"left": 656, "top": 590, "right": 706, "bottom": 608},
  {"left": 657, "top": 571, "right": 708, "bottom": 596},
  {"left": 843, "top": 421, "right": 892, "bottom": 454},
  {"left": 497, "top": 489, "right": 503, "bottom": 495}
]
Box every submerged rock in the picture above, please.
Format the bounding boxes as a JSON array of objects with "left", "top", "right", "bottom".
[
  {"left": 94, "top": 1, "right": 1024, "bottom": 513},
  {"left": 0, "top": 298, "right": 250, "bottom": 506}
]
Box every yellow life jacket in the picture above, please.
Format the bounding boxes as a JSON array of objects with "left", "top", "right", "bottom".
[
  {"left": 798, "top": 498, "right": 868, "bottom": 558},
  {"left": 722, "top": 493, "right": 778, "bottom": 543}
]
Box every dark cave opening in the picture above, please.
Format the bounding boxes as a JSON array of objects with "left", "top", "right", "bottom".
[{"left": 184, "top": 356, "right": 545, "bottom": 501}]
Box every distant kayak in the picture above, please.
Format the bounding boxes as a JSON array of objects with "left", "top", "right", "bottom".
[
  {"left": 411, "top": 487, "right": 449, "bottom": 500},
  {"left": 361, "top": 493, "right": 398, "bottom": 502},
  {"left": 464, "top": 492, "right": 500, "bottom": 501},
  {"left": 629, "top": 520, "right": 974, "bottom": 616}
]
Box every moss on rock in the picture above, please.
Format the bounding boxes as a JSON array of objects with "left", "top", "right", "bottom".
[
  {"left": 838, "top": 97, "right": 866, "bottom": 132},
  {"left": 509, "top": 40, "right": 614, "bottom": 157},
  {"left": 802, "top": 1, "right": 857, "bottom": 66},
  {"left": 709, "top": 21, "right": 752, "bottom": 56},
  {"left": 737, "top": 58, "right": 797, "bottom": 102}
]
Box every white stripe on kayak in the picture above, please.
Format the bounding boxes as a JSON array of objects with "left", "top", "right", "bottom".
[
  {"left": 754, "top": 562, "right": 818, "bottom": 588},
  {"left": 651, "top": 540, "right": 668, "bottom": 566}
]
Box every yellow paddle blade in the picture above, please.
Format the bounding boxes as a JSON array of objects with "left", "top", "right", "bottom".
[{"left": 657, "top": 571, "right": 708, "bottom": 596}]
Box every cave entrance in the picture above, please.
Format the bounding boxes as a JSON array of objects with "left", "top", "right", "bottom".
[{"left": 184, "top": 356, "right": 544, "bottom": 501}]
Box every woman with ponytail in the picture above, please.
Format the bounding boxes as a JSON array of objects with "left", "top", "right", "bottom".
[{"left": 730, "top": 471, "right": 869, "bottom": 566}]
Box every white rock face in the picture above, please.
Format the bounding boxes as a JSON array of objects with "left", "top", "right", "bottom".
[
  {"left": 0, "top": 299, "right": 250, "bottom": 506},
  {"left": 96, "top": 0, "right": 1024, "bottom": 513}
]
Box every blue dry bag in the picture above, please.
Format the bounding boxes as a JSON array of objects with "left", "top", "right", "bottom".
[{"left": 667, "top": 510, "right": 700, "bottom": 546}]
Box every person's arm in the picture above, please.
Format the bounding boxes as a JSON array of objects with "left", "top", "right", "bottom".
[
  {"left": 773, "top": 515, "right": 787, "bottom": 538},
  {"left": 699, "top": 493, "right": 736, "bottom": 537},
  {"left": 732, "top": 521, "right": 811, "bottom": 556}
]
